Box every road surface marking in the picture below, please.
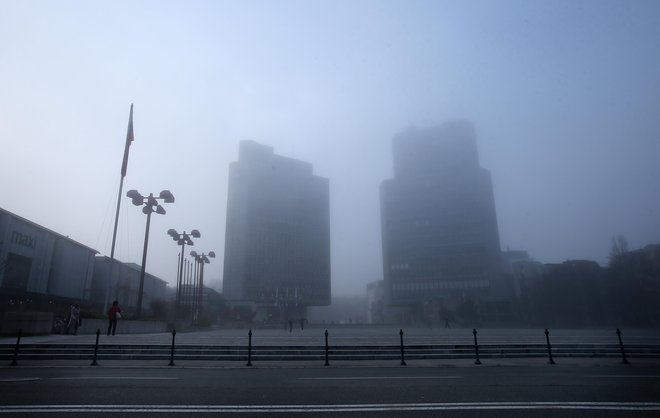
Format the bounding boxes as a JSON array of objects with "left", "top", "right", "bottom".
[
  {"left": 299, "top": 376, "right": 461, "bottom": 380},
  {"left": 0, "top": 378, "right": 40, "bottom": 383},
  {"left": 49, "top": 376, "right": 179, "bottom": 380},
  {"left": 2, "top": 402, "right": 660, "bottom": 413}
]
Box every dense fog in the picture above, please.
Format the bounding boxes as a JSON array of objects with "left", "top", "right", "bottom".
[{"left": 1, "top": 0, "right": 659, "bottom": 300}]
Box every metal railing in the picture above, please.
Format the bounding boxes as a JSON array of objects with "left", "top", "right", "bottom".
[{"left": 2, "top": 328, "right": 658, "bottom": 367}]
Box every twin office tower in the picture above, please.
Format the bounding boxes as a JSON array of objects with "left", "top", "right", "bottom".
[{"left": 222, "top": 120, "right": 502, "bottom": 322}]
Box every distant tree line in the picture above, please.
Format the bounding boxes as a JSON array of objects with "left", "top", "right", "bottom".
[{"left": 519, "top": 238, "right": 660, "bottom": 328}]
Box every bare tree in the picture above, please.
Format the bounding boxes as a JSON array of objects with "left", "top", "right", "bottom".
[{"left": 609, "top": 235, "right": 629, "bottom": 265}]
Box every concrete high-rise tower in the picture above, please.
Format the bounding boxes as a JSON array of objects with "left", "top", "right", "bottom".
[
  {"left": 380, "top": 121, "right": 503, "bottom": 323},
  {"left": 223, "top": 141, "right": 331, "bottom": 322}
]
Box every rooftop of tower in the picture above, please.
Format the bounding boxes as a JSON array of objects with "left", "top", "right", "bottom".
[
  {"left": 238, "top": 140, "right": 314, "bottom": 177},
  {"left": 392, "top": 120, "right": 481, "bottom": 178}
]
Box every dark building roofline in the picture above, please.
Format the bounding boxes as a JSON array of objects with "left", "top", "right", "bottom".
[
  {"left": 1, "top": 206, "right": 99, "bottom": 254},
  {"left": 93, "top": 255, "right": 169, "bottom": 286}
]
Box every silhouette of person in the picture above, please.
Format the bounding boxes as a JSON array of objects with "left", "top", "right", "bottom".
[
  {"left": 67, "top": 303, "right": 80, "bottom": 335},
  {"left": 107, "top": 300, "right": 121, "bottom": 336},
  {"left": 300, "top": 318, "right": 305, "bottom": 330},
  {"left": 288, "top": 319, "right": 293, "bottom": 332}
]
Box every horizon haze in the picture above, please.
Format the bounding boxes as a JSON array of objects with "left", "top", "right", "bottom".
[{"left": 1, "top": 0, "right": 659, "bottom": 297}]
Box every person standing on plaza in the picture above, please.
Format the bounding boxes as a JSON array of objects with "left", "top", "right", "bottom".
[
  {"left": 107, "top": 300, "right": 121, "bottom": 336},
  {"left": 67, "top": 303, "right": 80, "bottom": 335}
]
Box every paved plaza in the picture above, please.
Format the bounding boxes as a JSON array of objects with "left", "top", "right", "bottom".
[{"left": 2, "top": 325, "right": 659, "bottom": 346}]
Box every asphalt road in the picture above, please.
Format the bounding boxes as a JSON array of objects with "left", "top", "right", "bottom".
[{"left": 1, "top": 363, "right": 659, "bottom": 417}]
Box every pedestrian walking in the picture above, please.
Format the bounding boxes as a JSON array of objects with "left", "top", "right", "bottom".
[
  {"left": 107, "top": 300, "right": 121, "bottom": 336},
  {"left": 67, "top": 303, "right": 81, "bottom": 335}
]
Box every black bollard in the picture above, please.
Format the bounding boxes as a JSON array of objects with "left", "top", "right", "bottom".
[
  {"left": 90, "top": 329, "right": 100, "bottom": 366},
  {"left": 169, "top": 330, "right": 177, "bottom": 366},
  {"left": 324, "top": 329, "right": 330, "bottom": 366},
  {"left": 246, "top": 329, "right": 253, "bottom": 366},
  {"left": 10, "top": 329, "right": 22, "bottom": 366},
  {"left": 473, "top": 328, "right": 482, "bottom": 365},
  {"left": 399, "top": 329, "right": 407, "bottom": 366},
  {"left": 616, "top": 328, "right": 630, "bottom": 365},
  {"left": 544, "top": 328, "right": 555, "bottom": 365}
]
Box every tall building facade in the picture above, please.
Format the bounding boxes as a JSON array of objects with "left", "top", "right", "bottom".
[
  {"left": 380, "top": 121, "right": 503, "bottom": 324},
  {"left": 223, "top": 141, "right": 331, "bottom": 322}
]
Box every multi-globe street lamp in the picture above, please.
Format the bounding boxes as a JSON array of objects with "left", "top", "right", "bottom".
[
  {"left": 167, "top": 228, "right": 201, "bottom": 313},
  {"left": 126, "top": 189, "right": 175, "bottom": 317},
  {"left": 190, "top": 250, "right": 215, "bottom": 323}
]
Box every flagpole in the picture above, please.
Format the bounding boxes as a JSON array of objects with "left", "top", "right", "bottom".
[
  {"left": 110, "top": 177, "right": 125, "bottom": 260},
  {"left": 106, "top": 104, "right": 134, "bottom": 313},
  {"left": 110, "top": 103, "right": 134, "bottom": 259}
]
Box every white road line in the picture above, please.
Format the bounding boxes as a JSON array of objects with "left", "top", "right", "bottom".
[
  {"left": 1, "top": 402, "right": 660, "bottom": 413},
  {"left": 588, "top": 375, "right": 660, "bottom": 379},
  {"left": 299, "top": 376, "right": 461, "bottom": 380},
  {"left": 0, "top": 378, "right": 40, "bottom": 383},
  {"left": 49, "top": 376, "right": 179, "bottom": 380}
]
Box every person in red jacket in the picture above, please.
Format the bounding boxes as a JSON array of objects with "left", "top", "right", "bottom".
[{"left": 107, "top": 300, "right": 121, "bottom": 336}]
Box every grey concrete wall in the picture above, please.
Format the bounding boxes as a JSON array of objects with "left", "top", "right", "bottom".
[{"left": 1, "top": 311, "right": 53, "bottom": 335}]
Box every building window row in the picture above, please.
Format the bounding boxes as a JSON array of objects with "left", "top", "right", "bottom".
[
  {"left": 392, "top": 279, "right": 489, "bottom": 292},
  {"left": 391, "top": 263, "right": 409, "bottom": 270}
]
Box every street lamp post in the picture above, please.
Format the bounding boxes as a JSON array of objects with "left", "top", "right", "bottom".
[
  {"left": 193, "top": 257, "right": 199, "bottom": 317},
  {"left": 185, "top": 259, "right": 192, "bottom": 310},
  {"left": 190, "top": 250, "right": 215, "bottom": 323},
  {"left": 167, "top": 229, "right": 200, "bottom": 313},
  {"left": 127, "top": 189, "right": 174, "bottom": 317}
]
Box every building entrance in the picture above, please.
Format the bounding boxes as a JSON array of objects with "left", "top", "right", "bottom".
[{"left": 1, "top": 252, "right": 32, "bottom": 293}]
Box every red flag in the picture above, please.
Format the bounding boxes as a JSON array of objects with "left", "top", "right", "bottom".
[{"left": 121, "top": 104, "right": 134, "bottom": 177}]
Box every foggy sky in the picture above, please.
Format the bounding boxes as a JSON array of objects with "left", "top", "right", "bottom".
[{"left": 1, "top": 0, "right": 659, "bottom": 297}]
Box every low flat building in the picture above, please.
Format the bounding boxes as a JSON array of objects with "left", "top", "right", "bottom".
[
  {"left": 0, "top": 207, "right": 96, "bottom": 311},
  {"left": 90, "top": 257, "right": 169, "bottom": 316},
  {"left": 1, "top": 207, "right": 170, "bottom": 317}
]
